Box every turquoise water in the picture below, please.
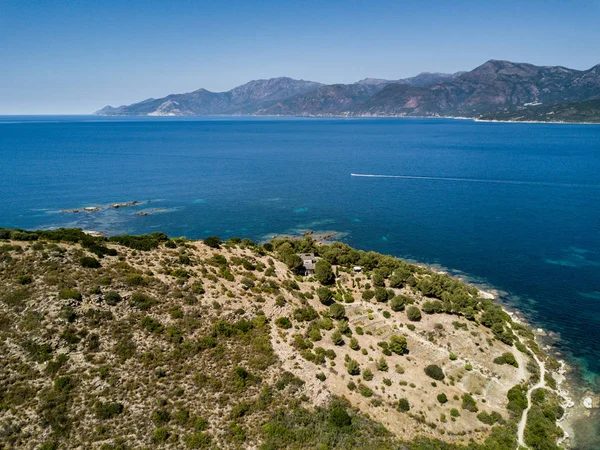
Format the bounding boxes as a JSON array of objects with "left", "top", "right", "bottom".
[{"left": 1, "top": 116, "right": 600, "bottom": 415}]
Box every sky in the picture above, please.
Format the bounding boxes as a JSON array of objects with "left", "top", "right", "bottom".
[{"left": 1, "top": 0, "right": 599, "bottom": 114}]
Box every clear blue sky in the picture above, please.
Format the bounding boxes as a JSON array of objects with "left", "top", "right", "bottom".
[{"left": 1, "top": 0, "right": 599, "bottom": 114}]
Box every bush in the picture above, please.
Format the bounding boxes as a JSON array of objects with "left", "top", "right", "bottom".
[
  {"left": 109, "top": 232, "right": 168, "bottom": 250},
  {"left": 494, "top": 352, "right": 519, "bottom": 367},
  {"left": 362, "top": 368, "right": 373, "bottom": 381},
  {"left": 450, "top": 408, "right": 460, "bottom": 417},
  {"left": 358, "top": 385, "right": 373, "bottom": 398},
  {"left": 461, "top": 393, "right": 478, "bottom": 412},
  {"left": 275, "top": 317, "right": 292, "bottom": 329},
  {"left": 362, "top": 290, "right": 375, "bottom": 300},
  {"left": 437, "top": 393, "right": 448, "bottom": 404},
  {"left": 104, "top": 291, "right": 121, "bottom": 306},
  {"left": 374, "top": 287, "right": 389, "bottom": 302},
  {"left": 406, "top": 306, "right": 421, "bottom": 321},
  {"left": 130, "top": 292, "right": 157, "bottom": 311},
  {"left": 80, "top": 256, "right": 101, "bottom": 268},
  {"left": 346, "top": 358, "right": 360, "bottom": 375},
  {"left": 331, "top": 330, "right": 344, "bottom": 346},
  {"left": 317, "top": 287, "right": 333, "bottom": 305},
  {"left": 376, "top": 357, "right": 388, "bottom": 371},
  {"left": 329, "top": 405, "right": 352, "bottom": 427},
  {"left": 424, "top": 364, "right": 445, "bottom": 381},
  {"left": 203, "top": 236, "right": 221, "bottom": 248},
  {"left": 389, "top": 335, "right": 407, "bottom": 355},
  {"left": 58, "top": 289, "right": 82, "bottom": 301},
  {"left": 398, "top": 398, "right": 410, "bottom": 412},
  {"left": 17, "top": 274, "right": 33, "bottom": 285},
  {"left": 293, "top": 306, "right": 318, "bottom": 322},
  {"left": 95, "top": 402, "right": 124, "bottom": 419},
  {"left": 389, "top": 295, "right": 406, "bottom": 312},
  {"left": 329, "top": 303, "right": 346, "bottom": 320},
  {"left": 422, "top": 300, "right": 443, "bottom": 314}
]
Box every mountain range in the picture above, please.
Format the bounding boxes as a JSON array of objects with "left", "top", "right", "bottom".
[{"left": 97, "top": 60, "right": 600, "bottom": 122}]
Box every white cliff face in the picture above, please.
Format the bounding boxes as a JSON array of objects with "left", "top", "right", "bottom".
[{"left": 148, "top": 100, "right": 182, "bottom": 116}]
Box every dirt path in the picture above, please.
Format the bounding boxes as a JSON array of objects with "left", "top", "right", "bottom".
[{"left": 516, "top": 350, "right": 547, "bottom": 449}]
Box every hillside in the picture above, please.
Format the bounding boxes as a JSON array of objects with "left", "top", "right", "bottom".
[
  {"left": 96, "top": 60, "right": 600, "bottom": 122},
  {"left": 0, "top": 228, "right": 566, "bottom": 449},
  {"left": 97, "top": 78, "right": 323, "bottom": 116},
  {"left": 478, "top": 99, "right": 600, "bottom": 123}
]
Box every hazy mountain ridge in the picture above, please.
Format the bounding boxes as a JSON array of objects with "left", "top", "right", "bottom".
[{"left": 96, "top": 60, "right": 600, "bottom": 121}]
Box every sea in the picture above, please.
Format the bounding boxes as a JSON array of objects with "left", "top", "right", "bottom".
[{"left": 1, "top": 116, "right": 599, "bottom": 447}]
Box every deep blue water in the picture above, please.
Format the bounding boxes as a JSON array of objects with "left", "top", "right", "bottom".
[{"left": 2, "top": 116, "right": 600, "bottom": 383}]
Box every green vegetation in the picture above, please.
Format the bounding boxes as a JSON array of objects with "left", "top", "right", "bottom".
[
  {"left": 493, "top": 352, "right": 519, "bottom": 367},
  {"left": 424, "top": 364, "right": 445, "bottom": 381},
  {"left": 0, "top": 229, "right": 557, "bottom": 450},
  {"left": 406, "top": 306, "right": 422, "bottom": 321}
]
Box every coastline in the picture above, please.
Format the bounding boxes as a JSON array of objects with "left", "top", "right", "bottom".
[{"left": 87, "top": 112, "right": 600, "bottom": 126}]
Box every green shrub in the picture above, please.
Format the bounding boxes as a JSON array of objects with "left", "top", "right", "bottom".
[
  {"left": 95, "top": 402, "right": 124, "bottom": 419},
  {"left": 293, "top": 306, "right": 318, "bottom": 322},
  {"left": 389, "top": 335, "right": 407, "bottom": 355},
  {"left": 141, "top": 316, "right": 163, "bottom": 333},
  {"left": 104, "top": 291, "right": 121, "bottom": 306},
  {"left": 406, "top": 306, "right": 421, "bottom": 321},
  {"left": 358, "top": 384, "right": 373, "bottom": 398},
  {"left": 275, "top": 317, "right": 292, "bottom": 329},
  {"left": 329, "top": 303, "right": 346, "bottom": 320},
  {"left": 362, "top": 290, "right": 375, "bottom": 300},
  {"left": 450, "top": 408, "right": 460, "bottom": 417},
  {"left": 59, "top": 289, "right": 82, "bottom": 301},
  {"left": 17, "top": 274, "right": 33, "bottom": 285},
  {"left": 390, "top": 295, "right": 406, "bottom": 312},
  {"left": 328, "top": 405, "right": 352, "bottom": 427},
  {"left": 493, "top": 352, "right": 519, "bottom": 367},
  {"left": 80, "top": 256, "right": 101, "bottom": 268},
  {"left": 461, "top": 393, "right": 478, "bottom": 412},
  {"left": 398, "top": 398, "right": 410, "bottom": 412},
  {"left": 424, "top": 364, "right": 445, "bottom": 381},
  {"left": 153, "top": 427, "right": 170, "bottom": 443},
  {"left": 130, "top": 292, "right": 157, "bottom": 310},
  {"left": 332, "top": 330, "right": 344, "bottom": 346},
  {"left": 317, "top": 287, "right": 334, "bottom": 305},
  {"left": 203, "top": 236, "right": 221, "bottom": 248},
  {"left": 437, "top": 393, "right": 448, "bottom": 404},
  {"left": 362, "top": 368, "right": 373, "bottom": 381}
]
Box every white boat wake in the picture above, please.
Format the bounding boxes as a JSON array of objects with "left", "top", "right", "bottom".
[{"left": 350, "top": 173, "right": 600, "bottom": 189}]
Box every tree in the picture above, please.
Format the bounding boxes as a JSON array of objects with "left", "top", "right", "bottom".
[
  {"left": 389, "top": 335, "right": 407, "bottom": 355},
  {"left": 317, "top": 287, "right": 334, "bottom": 305},
  {"left": 346, "top": 358, "right": 360, "bottom": 375},
  {"left": 329, "top": 303, "right": 346, "bottom": 320},
  {"left": 374, "top": 287, "right": 389, "bottom": 303},
  {"left": 407, "top": 306, "right": 422, "bottom": 321},
  {"left": 284, "top": 253, "right": 303, "bottom": 271},
  {"left": 315, "top": 260, "right": 335, "bottom": 285},
  {"left": 372, "top": 272, "right": 385, "bottom": 287},
  {"left": 332, "top": 330, "right": 344, "bottom": 346},
  {"left": 390, "top": 295, "right": 406, "bottom": 312}
]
